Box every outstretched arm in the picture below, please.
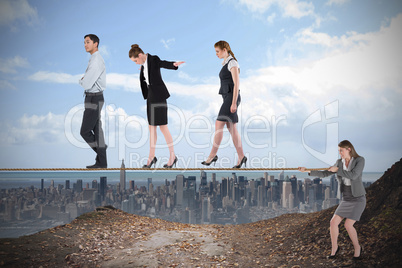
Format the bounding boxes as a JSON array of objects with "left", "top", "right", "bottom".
[
  {"left": 298, "top": 160, "right": 340, "bottom": 178},
  {"left": 174, "top": 61, "right": 185, "bottom": 67},
  {"left": 157, "top": 55, "right": 184, "bottom": 70}
]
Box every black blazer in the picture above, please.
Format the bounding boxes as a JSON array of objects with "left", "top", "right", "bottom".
[{"left": 140, "top": 54, "right": 178, "bottom": 102}]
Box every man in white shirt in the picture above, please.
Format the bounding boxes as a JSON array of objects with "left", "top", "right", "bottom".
[{"left": 79, "top": 34, "right": 107, "bottom": 168}]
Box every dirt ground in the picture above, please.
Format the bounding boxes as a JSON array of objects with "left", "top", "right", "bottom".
[{"left": 2, "top": 206, "right": 398, "bottom": 267}]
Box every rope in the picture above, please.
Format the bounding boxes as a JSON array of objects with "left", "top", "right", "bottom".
[{"left": 0, "top": 167, "right": 326, "bottom": 171}]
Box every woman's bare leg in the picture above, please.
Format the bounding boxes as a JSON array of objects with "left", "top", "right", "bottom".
[
  {"left": 159, "top": 125, "right": 175, "bottom": 165},
  {"left": 207, "top": 120, "right": 226, "bottom": 161},
  {"left": 227, "top": 122, "right": 245, "bottom": 165},
  {"left": 344, "top": 219, "right": 361, "bottom": 257},
  {"left": 330, "top": 214, "right": 343, "bottom": 255},
  {"left": 147, "top": 125, "right": 157, "bottom": 165}
]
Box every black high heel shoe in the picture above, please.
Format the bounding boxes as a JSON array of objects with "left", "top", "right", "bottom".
[
  {"left": 164, "top": 156, "right": 178, "bottom": 168},
  {"left": 201, "top": 155, "right": 218, "bottom": 166},
  {"left": 328, "top": 246, "right": 340, "bottom": 259},
  {"left": 233, "top": 156, "right": 247, "bottom": 168},
  {"left": 142, "top": 157, "right": 157, "bottom": 168},
  {"left": 353, "top": 245, "right": 363, "bottom": 260}
]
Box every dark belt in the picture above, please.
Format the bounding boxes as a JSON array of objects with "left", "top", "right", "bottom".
[{"left": 85, "top": 91, "right": 103, "bottom": 96}]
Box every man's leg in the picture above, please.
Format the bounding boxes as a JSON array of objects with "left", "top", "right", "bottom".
[
  {"left": 80, "top": 95, "right": 107, "bottom": 167},
  {"left": 94, "top": 95, "right": 107, "bottom": 167}
]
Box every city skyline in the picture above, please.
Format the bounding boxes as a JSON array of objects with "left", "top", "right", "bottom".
[
  {"left": 0, "top": 1, "right": 401, "bottom": 172},
  {"left": 1, "top": 166, "right": 375, "bottom": 238}
]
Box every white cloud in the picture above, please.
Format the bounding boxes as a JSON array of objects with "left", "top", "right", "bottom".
[
  {"left": 238, "top": 0, "right": 275, "bottom": 13},
  {"left": 0, "top": 56, "right": 29, "bottom": 74},
  {"left": 326, "top": 0, "right": 350, "bottom": 6},
  {"left": 267, "top": 13, "right": 276, "bottom": 23},
  {"left": 29, "top": 71, "right": 140, "bottom": 92},
  {"left": 238, "top": 0, "right": 315, "bottom": 19},
  {"left": 107, "top": 73, "right": 140, "bottom": 92},
  {"left": 161, "top": 38, "right": 176, "bottom": 49},
  {"left": 280, "top": 0, "right": 314, "bottom": 19},
  {"left": 0, "top": 105, "right": 148, "bottom": 147},
  {"left": 298, "top": 27, "right": 371, "bottom": 47},
  {"left": 98, "top": 46, "right": 110, "bottom": 58},
  {"left": 0, "top": 0, "right": 39, "bottom": 29},
  {"left": 0, "top": 80, "right": 17, "bottom": 90},
  {"left": 0, "top": 112, "right": 65, "bottom": 144},
  {"left": 177, "top": 71, "right": 199, "bottom": 83},
  {"left": 29, "top": 71, "right": 81, "bottom": 84},
  {"left": 244, "top": 14, "right": 402, "bottom": 122}
]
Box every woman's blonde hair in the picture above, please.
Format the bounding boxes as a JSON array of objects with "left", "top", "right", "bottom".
[
  {"left": 214, "top": 40, "right": 237, "bottom": 62},
  {"left": 338, "top": 140, "right": 360, "bottom": 158},
  {"left": 128, "top": 44, "right": 143, "bottom": 58}
]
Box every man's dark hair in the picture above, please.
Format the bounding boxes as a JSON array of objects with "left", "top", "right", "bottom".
[{"left": 84, "top": 34, "right": 100, "bottom": 47}]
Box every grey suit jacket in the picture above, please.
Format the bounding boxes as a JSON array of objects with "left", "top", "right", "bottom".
[{"left": 310, "top": 156, "right": 366, "bottom": 198}]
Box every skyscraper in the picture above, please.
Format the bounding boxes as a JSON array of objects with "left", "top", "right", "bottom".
[
  {"left": 199, "top": 171, "right": 208, "bottom": 195},
  {"left": 129, "top": 180, "right": 135, "bottom": 190},
  {"left": 282, "top": 181, "right": 292, "bottom": 208},
  {"left": 202, "top": 197, "right": 209, "bottom": 223},
  {"left": 65, "top": 180, "right": 70, "bottom": 190},
  {"left": 221, "top": 177, "right": 228, "bottom": 197},
  {"left": 120, "top": 159, "right": 126, "bottom": 192},
  {"left": 183, "top": 176, "right": 196, "bottom": 209},
  {"left": 249, "top": 179, "right": 256, "bottom": 205},
  {"left": 176, "top": 175, "right": 184, "bottom": 207},
  {"left": 149, "top": 183, "right": 154, "bottom": 196},
  {"left": 200, "top": 171, "right": 207, "bottom": 186},
  {"left": 128, "top": 194, "right": 135, "bottom": 213},
  {"left": 257, "top": 185, "right": 264, "bottom": 207},
  {"left": 92, "top": 180, "right": 98, "bottom": 189},
  {"left": 76, "top": 179, "right": 83, "bottom": 193},
  {"left": 289, "top": 176, "right": 298, "bottom": 208},
  {"left": 100, "top": 176, "right": 107, "bottom": 201},
  {"left": 279, "top": 171, "right": 285, "bottom": 181}
]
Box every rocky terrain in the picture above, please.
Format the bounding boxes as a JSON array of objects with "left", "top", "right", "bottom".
[{"left": 0, "top": 158, "right": 401, "bottom": 267}]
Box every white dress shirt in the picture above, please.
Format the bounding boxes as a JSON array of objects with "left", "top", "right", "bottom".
[
  {"left": 341, "top": 157, "right": 354, "bottom": 186},
  {"left": 142, "top": 54, "right": 150, "bottom": 86},
  {"left": 79, "top": 51, "right": 106, "bottom": 93},
  {"left": 222, "top": 55, "right": 240, "bottom": 72}
]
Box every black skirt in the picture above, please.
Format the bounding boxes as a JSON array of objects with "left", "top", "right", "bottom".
[
  {"left": 146, "top": 99, "right": 168, "bottom": 126},
  {"left": 217, "top": 90, "right": 241, "bottom": 123}
]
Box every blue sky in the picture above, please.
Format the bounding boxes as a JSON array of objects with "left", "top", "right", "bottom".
[{"left": 0, "top": 0, "right": 401, "bottom": 171}]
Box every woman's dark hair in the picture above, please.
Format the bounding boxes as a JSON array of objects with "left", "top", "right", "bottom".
[
  {"left": 338, "top": 140, "right": 360, "bottom": 158},
  {"left": 129, "top": 44, "right": 144, "bottom": 58},
  {"left": 84, "top": 34, "right": 100, "bottom": 47}
]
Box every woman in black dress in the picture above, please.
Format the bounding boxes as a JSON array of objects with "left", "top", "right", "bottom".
[
  {"left": 129, "top": 44, "right": 184, "bottom": 168},
  {"left": 299, "top": 140, "right": 366, "bottom": 260},
  {"left": 201, "top": 41, "right": 246, "bottom": 168}
]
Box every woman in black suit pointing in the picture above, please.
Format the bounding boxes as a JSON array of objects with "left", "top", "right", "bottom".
[{"left": 129, "top": 44, "right": 184, "bottom": 168}]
